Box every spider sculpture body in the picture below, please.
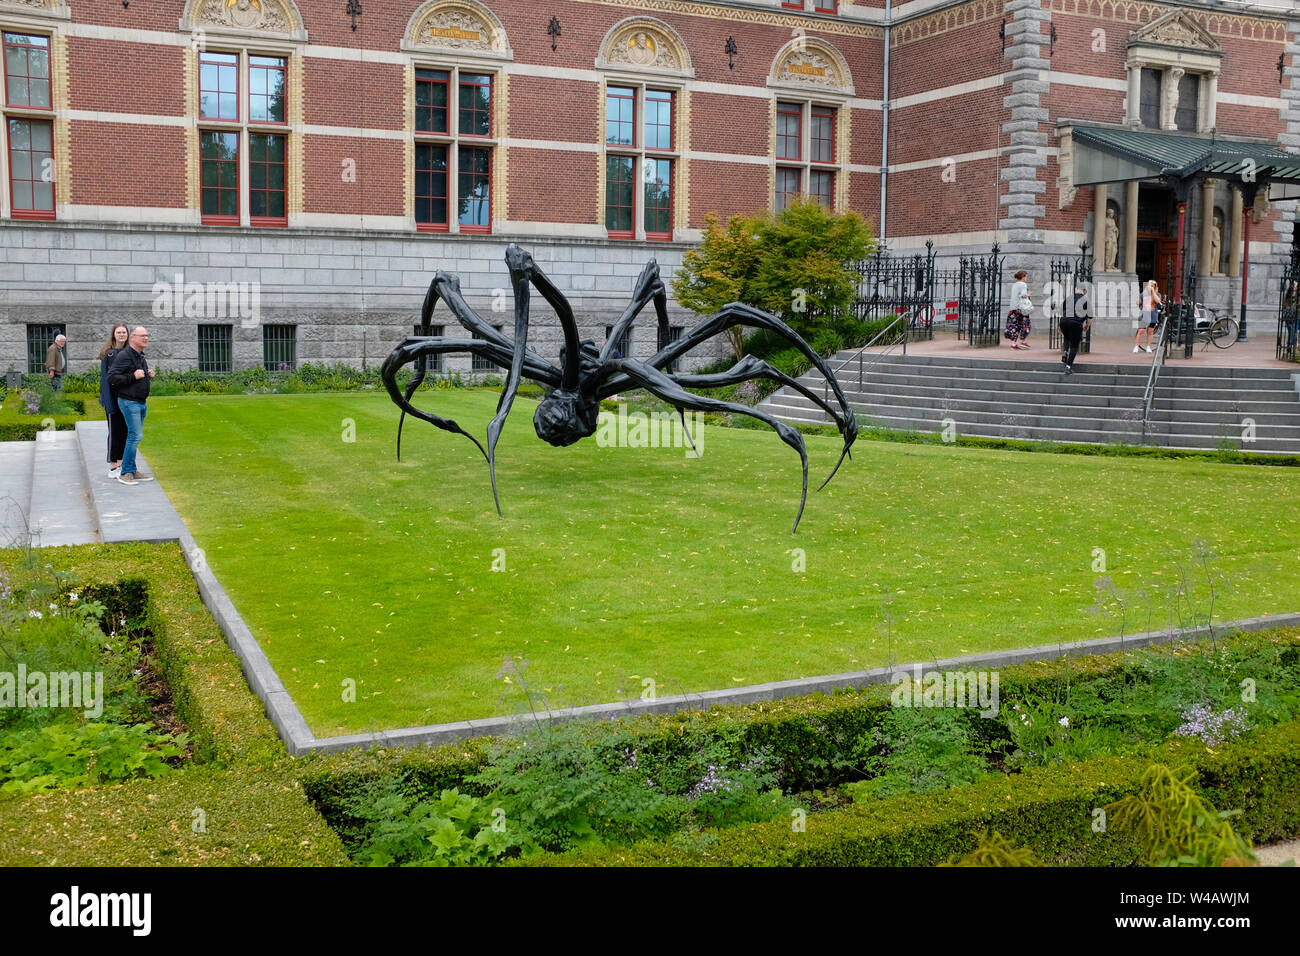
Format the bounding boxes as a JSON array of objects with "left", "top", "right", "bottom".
[{"left": 381, "top": 244, "right": 859, "bottom": 532}]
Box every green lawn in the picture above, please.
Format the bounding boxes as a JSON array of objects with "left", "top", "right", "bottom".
[{"left": 143, "top": 390, "right": 1300, "bottom": 737}]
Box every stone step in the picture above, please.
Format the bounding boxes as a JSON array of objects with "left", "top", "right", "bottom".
[
  {"left": 75, "top": 421, "right": 187, "bottom": 545},
  {"left": 0, "top": 440, "right": 35, "bottom": 548},
  {"left": 28, "top": 430, "right": 98, "bottom": 547},
  {"left": 830, "top": 351, "right": 1300, "bottom": 383}
]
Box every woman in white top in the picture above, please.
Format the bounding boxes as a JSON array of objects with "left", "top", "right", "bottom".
[
  {"left": 1005, "top": 271, "right": 1032, "bottom": 349},
  {"left": 1135, "top": 280, "right": 1162, "bottom": 353}
]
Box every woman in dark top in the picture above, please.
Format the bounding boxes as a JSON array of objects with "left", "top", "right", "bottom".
[{"left": 98, "top": 323, "right": 129, "bottom": 476}]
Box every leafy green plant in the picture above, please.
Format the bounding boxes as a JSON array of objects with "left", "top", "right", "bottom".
[
  {"left": 941, "top": 831, "right": 1043, "bottom": 867},
  {"left": 0, "top": 721, "right": 187, "bottom": 796},
  {"left": 846, "top": 706, "right": 991, "bottom": 800},
  {"left": 1105, "top": 763, "right": 1256, "bottom": 867}
]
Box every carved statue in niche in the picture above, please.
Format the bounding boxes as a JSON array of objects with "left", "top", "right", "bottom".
[
  {"left": 1210, "top": 215, "right": 1222, "bottom": 275},
  {"left": 1161, "top": 67, "right": 1184, "bottom": 130},
  {"left": 1104, "top": 207, "right": 1120, "bottom": 272},
  {"left": 628, "top": 33, "right": 656, "bottom": 65}
]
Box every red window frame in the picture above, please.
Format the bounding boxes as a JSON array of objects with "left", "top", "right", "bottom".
[
  {"left": 457, "top": 144, "right": 492, "bottom": 234},
  {"left": 415, "top": 68, "right": 450, "bottom": 134},
  {"left": 457, "top": 73, "right": 492, "bottom": 138},
  {"left": 605, "top": 154, "right": 635, "bottom": 239},
  {"left": 643, "top": 157, "right": 672, "bottom": 241},
  {"left": 8, "top": 117, "right": 55, "bottom": 220},
  {"left": 781, "top": 1, "right": 804, "bottom": 9},
  {"left": 249, "top": 55, "right": 287, "bottom": 125},
  {"left": 813, "top": 0, "right": 838, "bottom": 13},
  {"left": 199, "top": 129, "right": 240, "bottom": 225},
  {"left": 3, "top": 33, "right": 52, "bottom": 111},
  {"left": 810, "top": 106, "right": 835, "bottom": 164},
  {"left": 775, "top": 166, "right": 802, "bottom": 213},
  {"left": 810, "top": 169, "right": 834, "bottom": 208},
  {"left": 644, "top": 89, "right": 673, "bottom": 151},
  {"left": 199, "top": 51, "right": 240, "bottom": 121},
  {"left": 606, "top": 86, "right": 636, "bottom": 147},
  {"left": 415, "top": 142, "right": 449, "bottom": 233},
  {"left": 777, "top": 102, "right": 801, "bottom": 161},
  {"left": 249, "top": 132, "right": 287, "bottom": 227}
]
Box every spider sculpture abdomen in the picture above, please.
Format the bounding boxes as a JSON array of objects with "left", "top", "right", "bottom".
[{"left": 381, "top": 243, "right": 859, "bottom": 532}]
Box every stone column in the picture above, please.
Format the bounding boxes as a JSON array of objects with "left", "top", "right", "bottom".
[
  {"left": 1125, "top": 180, "right": 1139, "bottom": 273},
  {"left": 1205, "top": 72, "right": 1218, "bottom": 131},
  {"left": 1199, "top": 180, "right": 1216, "bottom": 276},
  {"left": 1228, "top": 186, "right": 1243, "bottom": 278},
  {"left": 1127, "top": 65, "right": 1142, "bottom": 126},
  {"left": 1092, "top": 183, "right": 1108, "bottom": 272}
]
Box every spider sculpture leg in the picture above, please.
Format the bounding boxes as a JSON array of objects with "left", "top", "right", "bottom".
[
  {"left": 380, "top": 335, "right": 560, "bottom": 514},
  {"left": 601, "top": 302, "right": 859, "bottom": 489},
  {"left": 607, "top": 357, "right": 815, "bottom": 533}
]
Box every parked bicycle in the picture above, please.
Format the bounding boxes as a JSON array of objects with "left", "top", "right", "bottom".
[{"left": 1159, "top": 301, "right": 1238, "bottom": 350}]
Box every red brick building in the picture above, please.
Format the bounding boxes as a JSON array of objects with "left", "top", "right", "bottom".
[{"left": 2, "top": 0, "right": 1298, "bottom": 371}]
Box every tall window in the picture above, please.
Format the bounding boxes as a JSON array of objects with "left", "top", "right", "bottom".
[
  {"left": 26, "top": 323, "right": 61, "bottom": 374},
  {"left": 605, "top": 324, "right": 633, "bottom": 358},
  {"left": 1174, "top": 72, "right": 1199, "bottom": 132},
  {"left": 604, "top": 84, "right": 677, "bottom": 241},
  {"left": 262, "top": 324, "right": 296, "bottom": 371},
  {"left": 198, "top": 50, "right": 288, "bottom": 226},
  {"left": 1139, "top": 68, "right": 1162, "bottom": 129},
  {"left": 813, "top": 0, "right": 839, "bottom": 12},
  {"left": 665, "top": 325, "right": 684, "bottom": 373},
  {"left": 198, "top": 325, "right": 233, "bottom": 373},
  {"left": 3, "top": 32, "right": 54, "bottom": 220},
  {"left": 774, "top": 101, "right": 839, "bottom": 212},
  {"left": 414, "top": 67, "right": 495, "bottom": 234}
]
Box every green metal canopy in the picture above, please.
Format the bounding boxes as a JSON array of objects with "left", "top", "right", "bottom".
[{"left": 1071, "top": 125, "right": 1300, "bottom": 200}]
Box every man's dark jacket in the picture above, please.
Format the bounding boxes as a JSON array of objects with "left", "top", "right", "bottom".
[{"left": 108, "top": 346, "right": 150, "bottom": 403}]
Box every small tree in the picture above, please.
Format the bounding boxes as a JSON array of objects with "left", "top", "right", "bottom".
[
  {"left": 672, "top": 211, "right": 761, "bottom": 359},
  {"left": 671, "top": 200, "right": 876, "bottom": 360}
]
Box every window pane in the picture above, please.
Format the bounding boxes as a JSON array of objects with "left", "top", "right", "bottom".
[
  {"left": 811, "top": 108, "right": 834, "bottom": 163},
  {"left": 8, "top": 118, "right": 53, "bottom": 213},
  {"left": 262, "top": 325, "right": 297, "bottom": 372},
  {"left": 27, "top": 324, "right": 63, "bottom": 374},
  {"left": 1175, "top": 72, "right": 1199, "bottom": 131},
  {"left": 4, "top": 34, "right": 51, "bottom": 109},
  {"left": 249, "top": 133, "right": 286, "bottom": 221},
  {"left": 198, "top": 325, "right": 233, "bottom": 374},
  {"left": 249, "top": 55, "right": 286, "bottom": 123},
  {"left": 416, "top": 68, "right": 449, "bottom": 133},
  {"left": 459, "top": 74, "right": 491, "bottom": 136},
  {"left": 415, "top": 143, "right": 449, "bottom": 226},
  {"left": 643, "top": 157, "right": 671, "bottom": 235},
  {"left": 200, "top": 52, "right": 239, "bottom": 120},
  {"left": 1140, "top": 68, "right": 1161, "bottom": 129},
  {"left": 777, "top": 103, "right": 801, "bottom": 161},
  {"left": 645, "top": 90, "right": 673, "bottom": 150},
  {"left": 472, "top": 326, "right": 502, "bottom": 372},
  {"left": 605, "top": 155, "right": 634, "bottom": 233},
  {"left": 606, "top": 86, "right": 635, "bottom": 146},
  {"left": 811, "top": 169, "right": 834, "bottom": 208},
  {"left": 200, "top": 130, "right": 239, "bottom": 220},
  {"left": 458, "top": 146, "right": 491, "bottom": 227},
  {"left": 775, "top": 166, "right": 801, "bottom": 212}
]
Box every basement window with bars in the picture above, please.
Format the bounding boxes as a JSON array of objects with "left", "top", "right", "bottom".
[
  {"left": 414, "top": 323, "right": 445, "bottom": 373},
  {"left": 262, "top": 324, "right": 296, "bottom": 371},
  {"left": 197, "top": 324, "right": 232, "bottom": 373},
  {"left": 471, "top": 325, "right": 502, "bottom": 372},
  {"left": 605, "top": 324, "right": 632, "bottom": 359},
  {"left": 26, "top": 323, "right": 61, "bottom": 374}
]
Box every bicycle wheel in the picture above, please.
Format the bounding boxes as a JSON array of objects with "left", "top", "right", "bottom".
[{"left": 1209, "top": 317, "right": 1239, "bottom": 348}]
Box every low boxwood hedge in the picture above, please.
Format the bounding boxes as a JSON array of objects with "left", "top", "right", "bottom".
[
  {"left": 528, "top": 717, "right": 1300, "bottom": 867},
  {"left": 0, "top": 389, "right": 103, "bottom": 441}
]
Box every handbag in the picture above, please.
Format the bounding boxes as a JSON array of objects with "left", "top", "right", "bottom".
[{"left": 1017, "top": 294, "right": 1034, "bottom": 316}]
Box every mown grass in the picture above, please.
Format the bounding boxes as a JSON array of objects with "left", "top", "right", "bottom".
[{"left": 141, "top": 390, "right": 1300, "bottom": 737}]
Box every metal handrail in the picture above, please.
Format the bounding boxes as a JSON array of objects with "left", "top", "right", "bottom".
[
  {"left": 1140, "top": 315, "right": 1172, "bottom": 441},
  {"left": 822, "top": 314, "right": 908, "bottom": 405}
]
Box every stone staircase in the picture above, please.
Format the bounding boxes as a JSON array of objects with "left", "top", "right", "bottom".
[
  {"left": 0, "top": 421, "right": 184, "bottom": 549},
  {"left": 762, "top": 353, "right": 1300, "bottom": 453}
]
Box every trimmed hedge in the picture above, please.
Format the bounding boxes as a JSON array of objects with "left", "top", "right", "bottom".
[
  {"left": 527, "top": 717, "right": 1300, "bottom": 867},
  {"left": 300, "top": 627, "right": 1300, "bottom": 838},
  {"left": 0, "top": 543, "right": 350, "bottom": 865},
  {"left": 0, "top": 389, "right": 103, "bottom": 441}
]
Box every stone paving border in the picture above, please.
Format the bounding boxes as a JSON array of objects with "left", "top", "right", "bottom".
[{"left": 68, "top": 421, "right": 1300, "bottom": 755}]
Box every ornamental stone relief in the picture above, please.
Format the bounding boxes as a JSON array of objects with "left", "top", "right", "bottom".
[
  {"left": 1130, "top": 9, "right": 1220, "bottom": 53},
  {"left": 192, "top": 0, "right": 295, "bottom": 33},
  {"left": 410, "top": 4, "right": 508, "bottom": 54},
  {"left": 770, "top": 40, "right": 851, "bottom": 94},
  {"left": 598, "top": 19, "right": 689, "bottom": 73}
]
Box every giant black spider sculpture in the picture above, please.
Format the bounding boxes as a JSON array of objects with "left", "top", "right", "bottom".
[{"left": 381, "top": 244, "right": 859, "bottom": 532}]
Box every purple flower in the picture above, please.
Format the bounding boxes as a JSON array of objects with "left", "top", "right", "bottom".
[{"left": 1174, "top": 704, "right": 1249, "bottom": 745}]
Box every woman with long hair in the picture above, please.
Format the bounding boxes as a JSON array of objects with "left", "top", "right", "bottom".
[
  {"left": 1135, "top": 280, "right": 1162, "bottom": 353},
  {"left": 1005, "top": 270, "right": 1032, "bottom": 349},
  {"left": 98, "top": 323, "right": 129, "bottom": 476}
]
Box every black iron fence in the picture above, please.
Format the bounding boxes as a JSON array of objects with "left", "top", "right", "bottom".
[
  {"left": 956, "top": 244, "right": 1005, "bottom": 347},
  {"left": 1048, "top": 243, "right": 1093, "bottom": 354},
  {"left": 1161, "top": 250, "right": 1199, "bottom": 360},
  {"left": 1279, "top": 255, "right": 1300, "bottom": 363}
]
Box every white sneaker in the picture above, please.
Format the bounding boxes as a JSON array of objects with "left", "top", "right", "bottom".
[
  {"left": 1144, "top": 346, "right": 1154, "bottom": 353},
  {"left": 1133, "top": 346, "right": 1140, "bottom": 352},
  {"left": 108, "top": 468, "right": 120, "bottom": 477}
]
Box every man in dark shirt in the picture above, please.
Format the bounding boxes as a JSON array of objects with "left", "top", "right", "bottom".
[{"left": 108, "top": 326, "right": 156, "bottom": 485}]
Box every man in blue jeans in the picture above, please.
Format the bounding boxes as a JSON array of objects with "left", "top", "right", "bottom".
[{"left": 108, "top": 326, "right": 156, "bottom": 485}]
